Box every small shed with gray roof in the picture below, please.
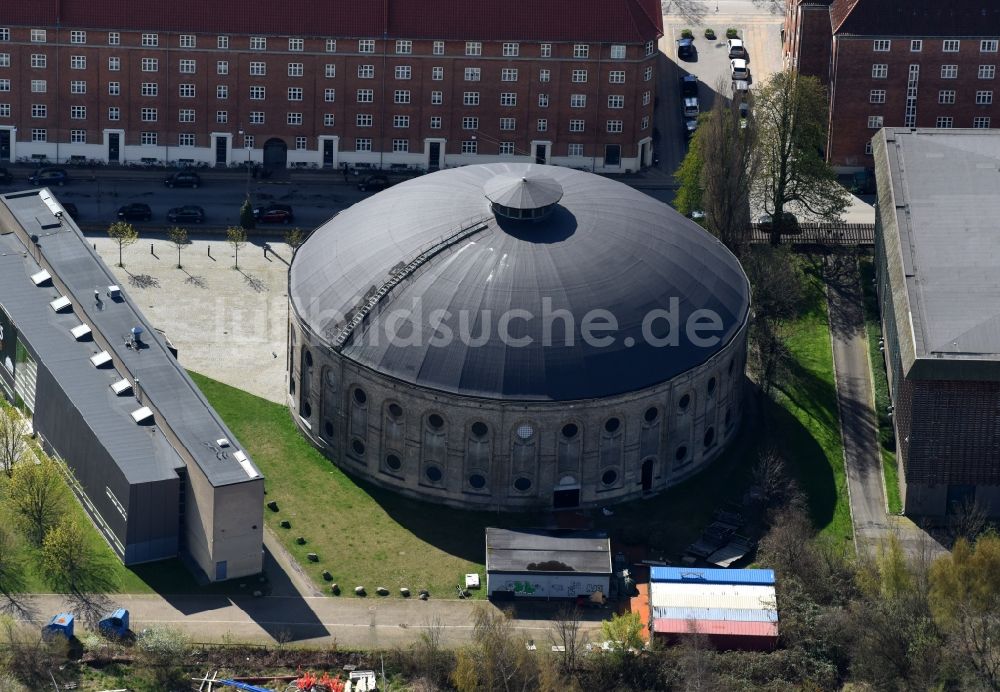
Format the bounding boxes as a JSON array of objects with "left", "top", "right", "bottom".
[{"left": 485, "top": 527, "right": 611, "bottom": 600}]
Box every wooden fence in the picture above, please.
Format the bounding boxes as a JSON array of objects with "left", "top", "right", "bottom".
[{"left": 749, "top": 222, "right": 875, "bottom": 246}]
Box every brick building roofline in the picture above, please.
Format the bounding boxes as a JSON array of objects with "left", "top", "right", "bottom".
[{"left": 832, "top": 0, "right": 1000, "bottom": 37}]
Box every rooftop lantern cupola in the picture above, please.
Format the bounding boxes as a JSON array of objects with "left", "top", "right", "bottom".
[{"left": 484, "top": 173, "right": 564, "bottom": 220}]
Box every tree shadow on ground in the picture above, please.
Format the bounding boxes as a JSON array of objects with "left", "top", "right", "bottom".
[
  {"left": 662, "top": 0, "right": 710, "bottom": 24},
  {"left": 127, "top": 273, "right": 160, "bottom": 289},
  {"left": 240, "top": 270, "right": 268, "bottom": 293}
]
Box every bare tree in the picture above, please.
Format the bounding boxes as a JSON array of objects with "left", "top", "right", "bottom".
[
  {"left": 675, "top": 632, "right": 720, "bottom": 692},
  {"left": 945, "top": 496, "right": 989, "bottom": 547},
  {"left": 452, "top": 605, "right": 538, "bottom": 692},
  {"left": 0, "top": 616, "right": 69, "bottom": 688},
  {"left": 226, "top": 226, "right": 247, "bottom": 270},
  {"left": 0, "top": 404, "right": 24, "bottom": 478},
  {"left": 167, "top": 226, "right": 189, "bottom": 269},
  {"left": 549, "top": 604, "right": 586, "bottom": 675}
]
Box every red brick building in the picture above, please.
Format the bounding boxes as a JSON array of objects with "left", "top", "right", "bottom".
[
  {"left": 784, "top": 0, "right": 1000, "bottom": 169},
  {"left": 0, "top": 0, "right": 662, "bottom": 172}
]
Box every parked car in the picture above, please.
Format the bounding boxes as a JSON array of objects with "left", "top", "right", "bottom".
[
  {"left": 684, "top": 118, "right": 699, "bottom": 139},
  {"left": 116, "top": 203, "right": 152, "bottom": 221},
  {"left": 681, "top": 75, "right": 698, "bottom": 98},
  {"left": 677, "top": 37, "right": 695, "bottom": 61},
  {"left": 732, "top": 79, "right": 750, "bottom": 96},
  {"left": 731, "top": 58, "right": 750, "bottom": 81},
  {"left": 739, "top": 102, "right": 750, "bottom": 128},
  {"left": 0, "top": 167, "right": 12, "bottom": 184},
  {"left": 757, "top": 212, "right": 800, "bottom": 234},
  {"left": 28, "top": 168, "right": 70, "bottom": 187},
  {"left": 357, "top": 174, "right": 391, "bottom": 192},
  {"left": 254, "top": 203, "right": 294, "bottom": 224},
  {"left": 164, "top": 171, "right": 202, "bottom": 188},
  {"left": 61, "top": 202, "right": 79, "bottom": 220},
  {"left": 166, "top": 205, "right": 205, "bottom": 223},
  {"left": 727, "top": 38, "right": 746, "bottom": 59}
]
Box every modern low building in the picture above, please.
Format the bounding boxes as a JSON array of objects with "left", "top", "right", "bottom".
[
  {"left": 485, "top": 527, "right": 611, "bottom": 600},
  {"left": 783, "top": 0, "right": 1000, "bottom": 169},
  {"left": 0, "top": 188, "right": 263, "bottom": 580},
  {"left": 0, "top": 0, "right": 661, "bottom": 173},
  {"left": 872, "top": 127, "right": 1000, "bottom": 516},
  {"left": 288, "top": 163, "right": 751, "bottom": 510}
]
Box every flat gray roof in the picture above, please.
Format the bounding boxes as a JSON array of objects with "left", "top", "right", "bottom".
[
  {"left": 485, "top": 527, "right": 612, "bottom": 574},
  {"left": 0, "top": 189, "right": 261, "bottom": 487},
  {"left": 875, "top": 128, "right": 1000, "bottom": 380}
]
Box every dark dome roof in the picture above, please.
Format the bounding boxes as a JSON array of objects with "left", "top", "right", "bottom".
[{"left": 290, "top": 163, "right": 750, "bottom": 402}]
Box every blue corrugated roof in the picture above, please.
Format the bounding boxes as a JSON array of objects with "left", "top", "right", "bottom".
[
  {"left": 650, "top": 567, "right": 775, "bottom": 585},
  {"left": 652, "top": 606, "right": 778, "bottom": 623}
]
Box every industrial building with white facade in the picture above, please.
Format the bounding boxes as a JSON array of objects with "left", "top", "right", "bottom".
[
  {"left": 0, "top": 188, "right": 263, "bottom": 582},
  {"left": 288, "top": 163, "right": 751, "bottom": 510}
]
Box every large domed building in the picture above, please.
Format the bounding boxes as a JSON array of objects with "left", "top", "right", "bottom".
[{"left": 288, "top": 164, "right": 750, "bottom": 510}]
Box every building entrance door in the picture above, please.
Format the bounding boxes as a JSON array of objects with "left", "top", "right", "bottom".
[
  {"left": 0, "top": 130, "right": 10, "bottom": 162},
  {"left": 604, "top": 144, "right": 621, "bottom": 167},
  {"left": 323, "top": 139, "right": 334, "bottom": 168},
  {"left": 428, "top": 142, "right": 441, "bottom": 170},
  {"left": 215, "top": 136, "right": 227, "bottom": 166},
  {"left": 641, "top": 458, "right": 653, "bottom": 492},
  {"left": 535, "top": 144, "right": 546, "bottom": 164},
  {"left": 263, "top": 138, "right": 287, "bottom": 170},
  {"left": 108, "top": 133, "right": 120, "bottom": 163}
]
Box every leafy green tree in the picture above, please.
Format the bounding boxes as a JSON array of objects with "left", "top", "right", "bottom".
[
  {"left": 0, "top": 404, "right": 25, "bottom": 478},
  {"left": 227, "top": 226, "right": 247, "bottom": 270},
  {"left": 600, "top": 611, "right": 644, "bottom": 658},
  {"left": 0, "top": 525, "right": 26, "bottom": 600},
  {"left": 239, "top": 198, "right": 256, "bottom": 230},
  {"left": 753, "top": 70, "right": 850, "bottom": 243},
  {"left": 7, "top": 455, "right": 66, "bottom": 545},
  {"left": 167, "top": 226, "right": 188, "bottom": 269},
  {"left": 107, "top": 220, "right": 138, "bottom": 267},
  {"left": 284, "top": 227, "right": 305, "bottom": 251},
  {"left": 42, "top": 516, "right": 115, "bottom": 594},
  {"left": 674, "top": 130, "right": 704, "bottom": 218}
]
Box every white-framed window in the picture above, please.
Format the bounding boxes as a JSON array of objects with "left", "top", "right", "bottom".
[
  {"left": 980, "top": 65, "right": 996, "bottom": 79},
  {"left": 250, "top": 111, "right": 264, "bottom": 124},
  {"left": 108, "top": 106, "right": 119, "bottom": 121},
  {"left": 499, "top": 117, "right": 515, "bottom": 131},
  {"left": 911, "top": 39, "right": 922, "bottom": 52},
  {"left": 141, "top": 57, "right": 158, "bottom": 72},
  {"left": 431, "top": 66, "right": 443, "bottom": 81},
  {"left": 216, "top": 85, "right": 228, "bottom": 99},
  {"left": 0, "top": 104, "right": 11, "bottom": 118},
  {"left": 359, "top": 39, "right": 375, "bottom": 53},
  {"left": 179, "top": 34, "right": 195, "bottom": 48},
  {"left": 499, "top": 141, "right": 514, "bottom": 154},
  {"left": 141, "top": 33, "right": 158, "bottom": 47},
  {"left": 538, "top": 93, "right": 549, "bottom": 107},
  {"left": 609, "top": 70, "right": 626, "bottom": 84},
  {"left": 936, "top": 116, "right": 953, "bottom": 128},
  {"left": 108, "top": 56, "right": 120, "bottom": 71},
  {"left": 325, "top": 39, "right": 337, "bottom": 52},
  {"left": 323, "top": 113, "right": 335, "bottom": 126},
  {"left": 645, "top": 40, "right": 655, "bottom": 56},
  {"left": 70, "top": 105, "right": 86, "bottom": 120},
  {"left": 357, "top": 114, "right": 373, "bottom": 127},
  {"left": 319, "top": 64, "right": 334, "bottom": 80},
  {"left": 569, "top": 119, "right": 585, "bottom": 132},
  {"left": 607, "top": 119, "right": 623, "bottom": 133},
  {"left": 608, "top": 95, "right": 625, "bottom": 109},
  {"left": 179, "top": 133, "right": 195, "bottom": 146},
  {"left": 641, "top": 115, "right": 649, "bottom": 130},
  {"left": 287, "top": 112, "right": 303, "bottom": 125},
  {"left": 288, "top": 38, "right": 304, "bottom": 52},
  {"left": 0, "top": 29, "right": 8, "bottom": 42},
  {"left": 31, "top": 128, "right": 47, "bottom": 142},
  {"left": 870, "top": 89, "right": 886, "bottom": 103},
  {"left": 644, "top": 66, "right": 653, "bottom": 81},
  {"left": 464, "top": 67, "right": 481, "bottom": 81},
  {"left": 0, "top": 53, "right": 8, "bottom": 67},
  {"left": 573, "top": 43, "right": 589, "bottom": 58},
  {"left": 462, "top": 116, "right": 478, "bottom": 130},
  {"left": 942, "top": 64, "right": 958, "bottom": 79},
  {"left": 939, "top": 90, "right": 956, "bottom": 104},
  {"left": 70, "top": 80, "right": 86, "bottom": 94},
  {"left": 977, "top": 90, "right": 994, "bottom": 104},
  {"left": 70, "top": 30, "right": 86, "bottom": 44},
  {"left": 431, "top": 90, "right": 442, "bottom": 104},
  {"left": 141, "top": 82, "right": 158, "bottom": 96},
  {"left": 393, "top": 115, "right": 410, "bottom": 128},
  {"left": 611, "top": 44, "right": 626, "bottom": 59},
  {"left": 178, "top": 108, "right": 195, "bottom": 123},
  {"left": 178, "top": 84, "right": 196, "bottom": 98},
  {"left": 537, "top": 118, "right": 548, "bottom": 131},
  {"left": 140, "top": 131, "right": 157, "bottom": 145},
  {"left": 140, "top": 107, "right": 157, "bottom": 122},
  {"left": 501, "top": 68, "right": 518, "bottom": 82},
  {"left": 873, "top": 40, "right": 890, "bottom": 52},
  {"left": 500, "top": 92, "right": 516, "bottom": 106},
  {"left": 30, "top": 54, "right": 46, "bottom": 68},
  {"left": 539, "top": 43, "right": 551, "bottom": 58},
  {"left": 356, "top": 137, "right": 372, "bottom": 152},
  {"left": 461, "top": 140, "right": 477, "bottom": 154},
  {"left": 0, "top": 79, "right": 10, "bottom": 92},
  {"left": 324, "top": 88, "right": 336, "bottom": 102},
  {"left": 179, "top": 59, "right": 195, "bottom": 74},
  {"left": 217, "top": 61, "right": 229, "bottom": 75},
  {"left": 943, "top": 40, "right": 960, "bottom": 53},
  {"left": 216, "top": 110, "right": 228, "bottom": 123},
  {"left": 865, "top": 141, "right": 873, "bottom": 155},
  {"left": 250, "top": 37, "right": 266, "bottom": 51},
  {"left": 70, "top": 129, "right": 86, "bottom": 143},
  {"left": 288, "top": 87, "right": 303, "bottom": 101},
  {"left": 539, "top": 69, "right": 551, "bottom": 82},
  {"left": 643, "top": 90, "right": 651, "bottom": 106},
  {"left": 568, "top": 143, "right": 584, "bottom": 156},
  {"left": 395, "top": 65, "right": 411, "bottom": 80},
  {"left": 285, "top": 62, "right": 303, "bottom": 77},
  {"left": 217, "top": 35, "right": 229, "bottom": 49},
  {"left": 433, "top": 40, "right": 445, "bottom": 55},
  {"left": 872, "top": 63, "right": 888, "bottom": 78},
  {"left": 243, "top": 134, "right": 254, "bottom": 147},
  {"left": 571, "top": 69, "right": 588, "bottom": 83},
  {"left": 108, "top": 81, "right": 120, "bottom": 96},
  {"left": 981, "top": 40, "right": 999, "bottom": 53},
  {"left": 867, "top": 115, "right": 883, "bottom": 128},
  {"left": 394, "top": 89, "right": 410, "bottom": 104},
  {"left": 974, "top": 116, "right": 991, "bottom": 128},
  {"left": 250, "top": 61, "right": 266, "bottom": 76},
  {"left": 359, "top": 64, "right": 375, "bottom": 78},
  {"left": 31, "top": 29, "right": 46, "bottom": 43},
  {"left": 70, "top": 55, "right": 86, "bottom": 70},
  {"left": 295, "top": 136, "right": 307, "bottom": 150},
  {"left": 108, "top": 32, "right": 120, "bottom": 46},
  {"left": 570, "top": 94, "right": 586, "bottom": 108},
  {"left": 465, "top": 41, "right": 481, "bottom": 56},
  {"left": 395, "top": 40, "right": 412, "bottom": 54},
  {"left": 503, "top": 42, "right": 519, "bottom": 57},
  {"left": 30, "top": 80, "right": 46, "bottom": 93},
  {"left": 250, "top": 86, "right": 266, "bottom": 100},
  {"left": 357, "top": 89, "right": 374, "bottom": 103},
  {"left": 430, "top": 116, "right": 442, "bottom": 129}
]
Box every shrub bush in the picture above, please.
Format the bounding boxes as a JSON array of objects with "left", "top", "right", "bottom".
[
  {"left": 705, "top": 28, "right": 716, "bottom": 40},
  {"left": 726, "top": 27, "right": 739, "bottom": 39},
  {"left": 681, "top": 28, "right": 694, "bottom": 39}
]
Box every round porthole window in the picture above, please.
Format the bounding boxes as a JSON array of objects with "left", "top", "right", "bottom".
[
  {"left": 601, "top": 469, "right": 618, "bottom": 486},
  {"left": 353, "top": 388, "right": 367, "bottom": 405},
  {"left": 513, "top": 477, "right": 532, "bottom": 492},
  {"left": 304, "top": 350, "right": 313, "bottom": 367},
  {"left": 704, "top": 427, "right": 716, "bottom": 447},
  {"left": 425, "top": 465, "right": 442, "bottom": 482},
  {"left": 386, "top": 454, "right": 402, "bottom": 471},
  {"left": 678, "top": 393, "right": 691, "bottom": 411},
  {"left": 427, "top": 413, "right": 444, "bottom": 430},
  {"left": 604, "top": 417, "right": 621, "bottom": 433},
  {"left": 471, "top": 421, "right": 489, "bottom": 438},
  {"left": 707, "top": 377, "right": 717, "bottom": 395},
  {"left": 388, "top": 403, "right": 403, "bottom": 419},
  {"left": 644, "top": 406, "right": 659, "bottom": 423},
  {"left": 301, "top": 401, "right": 312, "bottom": 417},
  {"left": 516, "top": 423, "right": 534, "bottom": 440},
  {"left": 675, "top": 445, "right": 688, "bottom": 461},
  {"left": 324, "top": 420, "right": 334, "bottom": 437},
  {"left": 561, "top": 423, "right": 579, "bottom": 439},
  {"left": 469, "top": 474, "right": 487, "bottom": 489},
  {"left": 352, "top": 439, "right": 366, "bottom": 456}
]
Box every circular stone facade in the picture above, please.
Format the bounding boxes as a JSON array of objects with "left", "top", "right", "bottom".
[{"left": 288, "top": 163, "right": 750, "bottom": 510}]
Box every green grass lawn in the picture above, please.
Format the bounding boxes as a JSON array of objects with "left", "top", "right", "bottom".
[{"left": 859, "top": 256, "right": 903, "bottom": 514}]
